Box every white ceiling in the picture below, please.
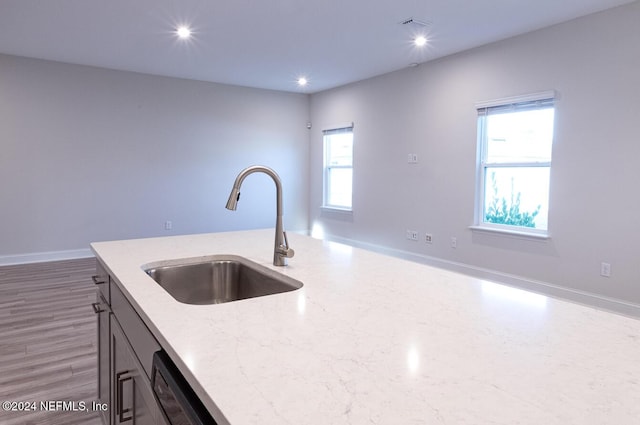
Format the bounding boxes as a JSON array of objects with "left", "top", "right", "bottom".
[{"left": 0, "top": 0, "right": 635, "bottom": 93}]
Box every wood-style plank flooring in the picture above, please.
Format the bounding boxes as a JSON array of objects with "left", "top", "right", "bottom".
[{"left": 0, "top": 258, "right": 103, "bottom": 425}]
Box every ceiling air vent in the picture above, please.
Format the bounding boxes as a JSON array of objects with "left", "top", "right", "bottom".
[{"left": 400, "top": 17, "right": 430, "bottom": 27}]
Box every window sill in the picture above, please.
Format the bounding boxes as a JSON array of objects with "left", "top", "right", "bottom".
[
  {"left": 321, "top": 206, "right": 353, "bottom": 215},
  {"left": 320, "top": 206, "right": 353, "bottom": 222},
  {"left": 468, "top": 225, "right": 550, "bottom": 241}
]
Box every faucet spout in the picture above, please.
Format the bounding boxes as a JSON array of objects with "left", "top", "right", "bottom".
[{"left": 225, "top": 165, "right": 294, "bottom": 266}]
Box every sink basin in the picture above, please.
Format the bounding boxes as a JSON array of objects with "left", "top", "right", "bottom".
[{"left": 143, "top": 255, "right": 303, "bottom": 305}]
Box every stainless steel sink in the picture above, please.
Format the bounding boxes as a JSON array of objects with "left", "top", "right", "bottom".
[{"left": 143, "top": 255, "right": 303, "bottom": 305}]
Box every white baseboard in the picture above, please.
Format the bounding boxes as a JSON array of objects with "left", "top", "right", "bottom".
[
  {"left": 323, "top": 234, "right": 640, "bottom": 319},
  {"left": 0, "top": 248, "right": 94, "bottom": 266}
]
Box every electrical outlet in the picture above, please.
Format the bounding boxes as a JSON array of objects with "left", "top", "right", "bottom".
[
  {"left": 450, "top": 237, "right": 457, "bottom": 249},
  {"left": 407, "top": 153, "right": 418, "bottom": 164},
  {"left": 600, "top": 262, "right": 611, "bottom": 277},
  {"left": 164, "top": 220, "right": 172, "bottom": 231},
  {"left": 406, "top": 230, "right": 419, "bottom": 241},
  {"left": 425, "top": 233, "right": 433, "bottom": 244}
]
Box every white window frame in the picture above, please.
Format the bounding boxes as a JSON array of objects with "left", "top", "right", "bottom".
[
  {"left": 473, "top": 91, "right": 555, "bottom": 238},
  {"left": 322, "top": 123, "right": 354, "bottom": 212}
]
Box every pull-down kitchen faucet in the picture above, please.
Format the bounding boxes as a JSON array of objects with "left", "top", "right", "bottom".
[{"left": 225, "top": 165, "right": 295, "bottom": 266}]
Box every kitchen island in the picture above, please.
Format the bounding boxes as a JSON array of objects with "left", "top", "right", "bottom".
[{"left": 91, "top": 229, "right": 640, "bottom": 424}]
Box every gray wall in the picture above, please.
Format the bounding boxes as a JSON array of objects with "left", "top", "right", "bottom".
[
  {"left": 1, "top": 55, "right": 310, "bottom": 260},
  {"left": 2, "top": 3, "right": 638, "bottom": 307},
  {"left": 309, "top": 2, "right": 640, "bottom": 304}
]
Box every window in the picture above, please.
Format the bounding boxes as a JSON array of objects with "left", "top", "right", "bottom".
[
  {"left": 475, "top": 92, "right": 555, "bottom": 235},
  {"left": 323, "top": 124, "right": 354, "bottom": 210}
]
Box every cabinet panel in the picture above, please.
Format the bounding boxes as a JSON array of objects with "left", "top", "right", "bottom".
[
  {"left": 111, "top": 316, "right": 161, "bottom": 425},
  {"left": 95, "top": 292, "right": 111, "bottom": 425},
  {"left": 111, "top": 278, "right": 160, "bottom": 379}
]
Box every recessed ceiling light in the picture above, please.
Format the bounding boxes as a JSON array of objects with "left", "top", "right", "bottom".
[
  {"left": 176, "top": 26, "right": 192, "bottom": 40},
  {"left": 414, "top": 35, "right": 427, "bottom": 47},
  {"left": 297, "top": 77, "right": 308, "bottom": 87}
]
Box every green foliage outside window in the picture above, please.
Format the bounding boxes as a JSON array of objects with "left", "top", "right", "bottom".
[{"left": 484, "top": 172, "right": 540, "bottom": 228}]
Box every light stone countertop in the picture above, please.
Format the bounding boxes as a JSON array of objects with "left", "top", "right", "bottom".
[{"left": 91, "top": 229, "right": 640, "bottom": 425}]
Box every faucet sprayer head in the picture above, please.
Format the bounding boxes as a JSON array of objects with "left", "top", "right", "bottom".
[{"left": 225, "top": 188, "right": 240, "bottom": 210}]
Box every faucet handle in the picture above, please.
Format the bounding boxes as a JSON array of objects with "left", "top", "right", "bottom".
[
  {"left": 279, "top": 231, "right": 295, "bottom": 258},
  {"left": 281, "top": 247, "right": 295, "bottom": 258}
]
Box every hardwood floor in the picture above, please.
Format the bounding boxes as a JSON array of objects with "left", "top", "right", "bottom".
[{"left": 0, "top": 258, "right": 103, "bottom": 425}]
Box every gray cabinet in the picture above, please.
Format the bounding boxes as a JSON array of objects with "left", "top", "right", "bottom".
[
  {"left": 93, "top": 261, "right": 111, "bottom": 425},
  {"left": 94, "top": 259, "right": 166, "bottom": 425},
  {"left": 111, "top": 316, "right": 159, "bottom": 425},
  {"left": 95, "top": 292, "right": 111, "bottom": 424}
]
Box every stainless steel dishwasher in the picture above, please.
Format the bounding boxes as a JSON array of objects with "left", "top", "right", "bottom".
[{"left": 152, "top": 351, "right": 218, "bottom": 425}]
